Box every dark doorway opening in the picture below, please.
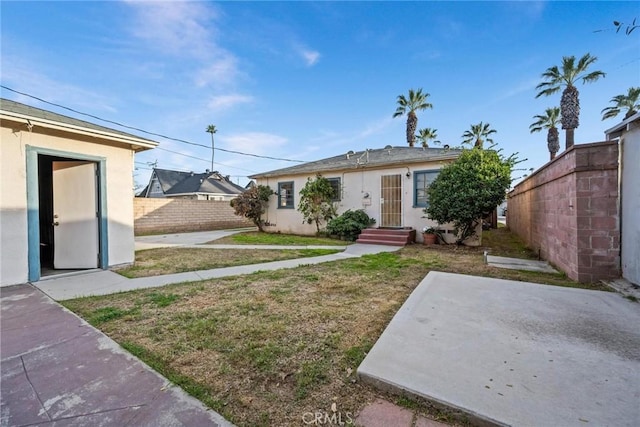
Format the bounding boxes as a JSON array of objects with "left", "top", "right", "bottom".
[{"left": 38, "top": 154, "right": 100, "bottom": 277}]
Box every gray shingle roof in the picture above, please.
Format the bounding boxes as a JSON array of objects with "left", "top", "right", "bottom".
[
  {"left": 152, "top": 168, "right": 245, "bottom": 196},
  {"left": 249, "top": 146, "right": 462, "bottom": 178},
  {"left": 0, "top": 98, "right": 157, "bottom": 144}
]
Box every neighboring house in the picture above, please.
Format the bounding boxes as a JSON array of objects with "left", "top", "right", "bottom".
[
  {"left": 605, "top": 112, "right": 640, "bottom": 285},
  {"left": 0, "top": 98, "right": 157, "bottom": 286},
  {"left": 139, "top": 168, "right": 245, "bottom": 201},
  {"left": 249, "top": 146, "right": 462, "bottom": 243}
]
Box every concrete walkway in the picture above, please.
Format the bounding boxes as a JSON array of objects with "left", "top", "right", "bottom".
[
  {"left": 34, "top": 243, "right": 399, "bottom": 301},
  {"left": 487, "top": 254, "right": 558, "bottom": 274},
  {"left": 1, "top": 284, "right": 232, "bottom": 427},
  {"left": 358, "top": 271, "right": 640, "bottom": 426},
  {"left": 134, "top": 229, "right": 255, "bottom": 250}
]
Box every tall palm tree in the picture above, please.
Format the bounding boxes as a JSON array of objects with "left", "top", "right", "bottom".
[
  {"left": 416, "top": 128, "right": 439, "bottom": 148},
  {"left": 393, "top": 88, "right": 433, "bottom": 147},
  {"left": 535, "top": 53, "right": 605, "bottom": 149},
  {"left": 601, "top": 87, "right": 640, "bottom": 120},
  {"left": 205, "top": 124, "right": 217, "bottom": 171},
  {"left": 530, "top": 107, "right": 561, "bottom": 161},
  {"left": 461, "top": 122, "right": 496, "bottom": 148}
]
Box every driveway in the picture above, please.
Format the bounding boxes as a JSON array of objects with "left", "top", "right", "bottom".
[{"left": 1, "top": 284, "right": 232, "bottom": 426}]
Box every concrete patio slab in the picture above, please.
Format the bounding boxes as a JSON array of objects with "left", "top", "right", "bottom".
[
  {"left": 0, "top": 284, "right": 232, "bottom": 427},
  {"left": 33, "top": 244, "right": 400, "bottom": 301},
  {"left": 487, "top": 255, "right": 558, "bottom": 274},
  {"left": 358, "top": 271, "right": 640, "bottom": 427}
]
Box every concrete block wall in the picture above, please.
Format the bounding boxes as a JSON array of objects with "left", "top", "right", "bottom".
[
  {"left": 134, "top": 198, "right": 252, "bottom": 235},
  {"left": 508, "top": 141, "right": 620, "bottom": 283}
]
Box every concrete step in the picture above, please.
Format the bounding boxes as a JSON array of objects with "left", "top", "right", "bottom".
[
  {"left": 356, "top": 228, "right": 416, "bottom": 246},
  {"left": 355, "top": 238, "right": 407, "bottom": 247}
]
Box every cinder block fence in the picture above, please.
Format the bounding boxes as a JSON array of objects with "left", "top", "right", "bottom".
[
  {"left": 134, "top": 198, "right": 253, "bottom": 235},
  {"left": 508, "top": 141, "right": 620, "bottom": 283}
]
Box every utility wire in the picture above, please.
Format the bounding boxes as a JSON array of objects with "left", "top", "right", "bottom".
[
  {"left": 153, "top": 147, "right": 258, "bottom": 174},
  {"left": 0, "top": 85, "right": 305, "bottom": 163}
]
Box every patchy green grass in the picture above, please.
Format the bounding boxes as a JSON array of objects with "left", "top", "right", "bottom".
[
  {"left": 480, "top": 227, "right": 538, "bottom": 259},
  {"left": 63, "top": 227, "right": 605, "bottom": 427},
  {"left": 114, "top": 247, "right": 341, "bottom": 278},
  {"left": 208, "top": 231, "right": 348, "bottom": 246}
]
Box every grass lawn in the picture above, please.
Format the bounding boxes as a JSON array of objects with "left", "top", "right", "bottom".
[
  {"left": 65, "top": 228, "right": 609, "bottom": 426},
  {"left": 115, "top": 248, "right": 341, "bottom": 278},
  {"left": 206, "top": 231, "right": 349, "bottom": 246}
]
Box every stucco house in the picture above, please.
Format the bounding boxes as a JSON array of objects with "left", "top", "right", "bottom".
[
  {"left": 605, "top": 111, "right": 640, "bottom": 285},
  {"left": 0, "top": 98, "right": 157, "bottom": 286},
  {"left": 138, "top": 168, "right": 245, "bottom": 201},
  {"left": 249, "top": 146, "right": 462, "bottom": 244}
]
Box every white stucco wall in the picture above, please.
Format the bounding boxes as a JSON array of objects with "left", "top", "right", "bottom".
[
  {"left": 1, "top": 124, "right": 139, "bottom": 286},
  {"left": 255, "top": 161, "right": 455, "bottom": 241},
  {"left": 0, "top": 130, "right": 29, "bottom": 285},
  {"left": 619, "top": 123, "right": 640, "bottom": 285}
]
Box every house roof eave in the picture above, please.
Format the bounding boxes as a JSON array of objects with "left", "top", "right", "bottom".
[
  {"left": 0, "top": 98, "right": 159, "bottom": 151},
  {"left": 249, "top": 152, "right": 461, "bottom": 179},
  {"left": 604, "top": 111, "right": 640, "bottom": 138}
]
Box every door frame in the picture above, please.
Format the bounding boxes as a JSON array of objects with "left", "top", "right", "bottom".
[
  {"left": 26, "top": 145, "right": 108, "bottom": 282},
  {"left": 380, "top": 174, "right": 403, "bottom": 228}
]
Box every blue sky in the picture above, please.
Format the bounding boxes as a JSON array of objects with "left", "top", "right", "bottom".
[{"left": 2, "top": 1, "right": 638, "bottom": 190}]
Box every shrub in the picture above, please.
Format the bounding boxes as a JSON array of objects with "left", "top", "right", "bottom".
[
  {"left": 298, "top": 174, "right": 338, "bottom": 232},
  {"left": 425, "top": 148, "right": 514, "bottom": 244},
  {"left": 230, "top": 185, "right": 273, "bottom": 231},
  {"left": 326, "top": 209, "right": 376, "bottom": 241}
]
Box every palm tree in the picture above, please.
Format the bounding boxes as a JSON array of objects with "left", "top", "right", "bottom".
[
  {"left": 535, "top": 53, "right": 605, "bottom": 149},
  {"left": 416, "top": 128, "right": 439, "bottom": 148},
  {"left": 530, "top": 107, "right": 561, "bottom": 161},
  {"left": 205, "top": 124, "right": 217, "bottom": 171},
  {"left": 461, "top": 122, "right": 496, "bottom": 149},
  {"left": 601, "top": 87, "right": 640, "bottom": 120},
  {"left": 393, "top": 88, "right": 433, "bottom": 147}
]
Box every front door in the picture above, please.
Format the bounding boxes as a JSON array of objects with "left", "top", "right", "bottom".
[
  {"left": 52, "top": 161, "right": 99, "bottom": 269},
  {"left": 380, "top": 174, "right": 402, "bottom": 227}
]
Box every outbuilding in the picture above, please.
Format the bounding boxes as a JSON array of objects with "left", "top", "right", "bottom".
[{"left": 0, "top": 98, "right": 157, "bottom": 286}]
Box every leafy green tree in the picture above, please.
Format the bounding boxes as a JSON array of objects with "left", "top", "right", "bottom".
[
  {"left": 530, "top": 107, "right": 561, "bottom": 160},
  {"left": 461, "top": 122, "right": 497, "bottom": 148},
  {"left": 298, "top": 174, "right": 337, "bottom": 232},
  {"left": 601, "top": 87, "right": 640, "bottom": 120},
  {"left": 393, "top": 89, "right": 433, "bottom": 147},
  {"left": 416, "top": 128, "right": 439, "bottom": 148},
  {"left": 230, "top": 185, "right": 272, "bottom": 232},
  {"left": 535, "top": 53, "right": 605, "bottom": 149},
  {"left": 425, "top": 148, "right": 515, "bottom": 244}
]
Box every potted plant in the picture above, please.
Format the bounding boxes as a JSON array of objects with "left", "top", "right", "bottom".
[{"left": 422, "top": 226, "right": 439, "bottom": 245}]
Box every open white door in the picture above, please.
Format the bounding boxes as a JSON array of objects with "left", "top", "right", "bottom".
[{"left": 53, "top": 161, "right": 99, "bottom": 269}]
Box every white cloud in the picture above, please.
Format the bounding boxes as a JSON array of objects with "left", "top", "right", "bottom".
[
  {"left": 123, "top": 0, "right": 214, "bottom": 57},
  {"left": 222, "top": 132, "right": 288, "bottom": 155},
  {"left": 207, "top": 94, "right": 254, "bottom": 112},
  {"left": 300, "top": 49, "right": 321, "bottom": 67},
  {"left": 1, "top": 58, "right": 117, "bottom": 113},
  {"left": 122, "top": 0, "right": 241, "bottom": 88},
  {"left": 194, "top": 56, "right": 242, "bottom": 88}
]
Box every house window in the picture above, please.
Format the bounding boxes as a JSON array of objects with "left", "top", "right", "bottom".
[
  {"left": 414, "top": 170, "right": 439, "bottom": 208},
  {"left": 328, "top": 178, "right": 341, "bottom": 201},
  {"left": 278, "top": 181, "right": 294, "bottom": 208}
]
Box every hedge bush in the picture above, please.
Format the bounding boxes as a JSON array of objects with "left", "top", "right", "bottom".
[{"left": 326, "top": 209, "right": 376, "bottom": 241}]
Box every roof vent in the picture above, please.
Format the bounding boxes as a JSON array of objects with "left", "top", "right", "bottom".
[
  {"left": 384, "top": 145, "right": 392, "bottom": 149},
  {"left": 346, "top": 150, "right": 355, "bottom": 159},
  {"left": 443, "top": 144, "right": 450, "bottom": 150}
]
